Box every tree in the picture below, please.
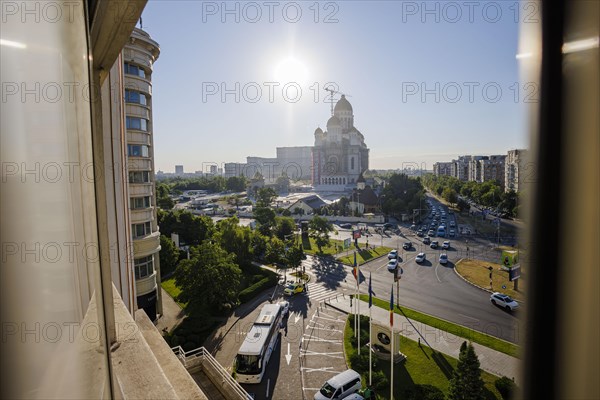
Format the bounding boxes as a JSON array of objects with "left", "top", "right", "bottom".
[
  {"left": 255, "top": 187, "right": 277, "bottom": 207},
  {"left": 274, "top": 216, "right": 296, "bottom": 241},
  {"left": 214, "top": 216, "right": 253, "bottom": 269},
  {"left": 156, "top": 182, "right": 175, "bottom": 210},
  {"left": 253, "top": 206, "right": 277, "bottom": 236},
  {"left": 442, "top": 187, "right": 459, "bottom": 206},
  {"left": 265, "top": 237, "right": 285, "bottom": 266},
  {"left": 178, "top": 211, "right": 214, "bottom": 245},
  {"left": 226, "top": 176, "right": 247, "bottom": 192},
  {"left": 308, "top": 215, "right": 335, "bottom": 253},
  {"left": 284, "top": 241, "right": 304, "bottom": 277},
  {"left": 174, "top": 242, "right": 241, "bottom": 313},
  {"left": 449, "top": 342, "right": 485, "bottom": 400},
  {"left": 159, "top": 235, "right": 179, "bottom": 277}
]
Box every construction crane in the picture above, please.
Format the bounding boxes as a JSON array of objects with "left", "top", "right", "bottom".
[{"left": 324, "top": 86, "right": 351, "bottom": 116}]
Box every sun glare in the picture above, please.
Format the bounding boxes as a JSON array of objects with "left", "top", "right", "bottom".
[{"left": 274, "top": 57, "right": 309, "bottom": 85}]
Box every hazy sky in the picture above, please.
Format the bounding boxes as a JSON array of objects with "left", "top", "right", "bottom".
[{"left": 142, "top": 1, "right": 531, "bottom": 173}]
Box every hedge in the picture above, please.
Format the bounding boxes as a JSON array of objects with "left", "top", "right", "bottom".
[{"left": 238, "top": 274, "right": 278, "bottom": 303}]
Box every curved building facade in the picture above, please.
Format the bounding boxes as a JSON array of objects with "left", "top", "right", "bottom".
[{"left": 123, "top": 28, "right": 162, "bottom": 320}]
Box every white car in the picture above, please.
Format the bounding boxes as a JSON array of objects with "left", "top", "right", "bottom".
[
  {"left": 439, "top": 253, "right": 448, "bottom": 264},
  {"left": 415, "top": 252, "right": 426, "bottom": 263},
  {"left": 490, "top": 292, "right": 519, "bottom": 311},
  {"left": 387, "top": 259, "right": 398, "bottom": 272},
  {"left": 442, "top": 241, "right": 450, "bottom": 250},
  {"left": 388, "top": 250, "right": 398, "bottom": 259}
]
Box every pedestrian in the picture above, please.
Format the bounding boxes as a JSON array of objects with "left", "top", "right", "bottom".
[{"left": 418, "top": 337, "right": 421, "bottom": 346}]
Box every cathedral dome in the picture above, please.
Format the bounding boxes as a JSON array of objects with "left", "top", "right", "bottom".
[
  {"left": 327, "top": 115, "right": 341, "bottom": 129},
  {"left": 314, "top": 127, "right": 323, "bottom": 135},
  {"left": 334, "top": 95, "right": 353, "bottom": 113}
]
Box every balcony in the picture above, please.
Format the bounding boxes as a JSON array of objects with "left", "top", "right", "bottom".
[
  {"left": 130, "top": 208, "right": 154, "bottom": 224},
  {"left": 133, "top": 230, "right": 161, "bottom": 258},
  {"left": 136, "top": 270, "right": 157, "bottom": 296},
  {"left": 129, "top": 182, "right": 153, "bottom": 197},
  {"left": 125, "top": 104, "right": 150, "bottom": 120},
  {"left": 127, "top": 130, "right": 151, "bottom": 146},
  {"left": 128, "top": 158, "right": 153, "bottom": 171},
  {"left": 124, "top": 74, "right": 152, "bottom": 96}
]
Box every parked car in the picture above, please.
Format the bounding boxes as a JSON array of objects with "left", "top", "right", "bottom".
[
  {"left": 415, "top": 252, "right": 426, "bottom": 263},
  {"left": 442, "top": 241, "right": 450, "bottom": 250},
  {"left": 490, "top": 292, "right": 519, "bottom": 311},
  {"left": 449, "top": 229, "right": 455, "bottom": 237},
  {"left": 439, "top": 253, "right": 448, "bottom": 264},
  {"left": 388, "top": 250, "right": 398, "bottom": 259},
  {"left": 339, "top": 223, "right": 353, "bottom": 229},
  {"left": 402, "top": 242, "right": 412, "bottom": 250},
  {"left": 387, "top": 259, "right": 399, "bottom": 272},
  {"left": 284, "top": 282, "right": 305, "bottom": 296},
  {"left": 314, "top": 369, "right": 362, "bottom": 400},
  {"left": 430, "top": 241, "right": 439, "bottom": 249},
  {"left": 417, "top": 230, "right": 424, "bottom": 237},
  {"left": 428, "top": 229, "right": 435, "bottom": 237},
  {"left": 423, "top": 236, "right": 431, "bottom": 245}
]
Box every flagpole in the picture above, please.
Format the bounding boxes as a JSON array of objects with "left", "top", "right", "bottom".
[
  {"left": 390, "top": 285, "right": 394, "bottom": 400},
  {"left": 357, "top": 262, "right": 361, "bottom": 355},
  {"left": 353, "top": 251, "right": 357, "bottom": 338},
  {"left": 369, "top": 297, "right": 372, "bottom": 386}
]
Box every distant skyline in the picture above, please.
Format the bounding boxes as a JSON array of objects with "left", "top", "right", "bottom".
[{"left": 142, "top": 1, "right": 531, "bottom": 172}]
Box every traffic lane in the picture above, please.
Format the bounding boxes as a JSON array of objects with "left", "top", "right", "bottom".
[{"left": 360, "top": 255, "right": 520, "bottom": 343}]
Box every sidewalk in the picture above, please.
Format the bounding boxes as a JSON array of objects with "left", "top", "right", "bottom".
[
  {"left": 325, "top": 296, "right": 521, "bottom": 385},
  {"left": 156, "top": 288, "right": 187, "bottom": 334}
]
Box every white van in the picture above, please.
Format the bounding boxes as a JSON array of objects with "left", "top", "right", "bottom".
[{"left": 314, "top": 369, "right": 362, "bottom": 400}]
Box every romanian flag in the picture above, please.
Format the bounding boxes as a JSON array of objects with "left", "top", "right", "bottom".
[
  {"left": 352, "top": 265, "right": 366, "bottom": 285},
  {"left": 390, "top": 285, "right": 394, "bottom": 327}
]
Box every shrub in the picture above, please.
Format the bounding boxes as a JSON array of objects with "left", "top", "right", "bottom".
[
  {"left": 495, "top": 376, "right": 517, "bottom": 399},
  {"left": 349, "top": 351, "right": 370, "bottom": 372},
  {"left": 238, "top": 274, "right": 277, "bottom": 303},
  {"left": 371, "top": 370, "right": 388, "bottom": 391}
]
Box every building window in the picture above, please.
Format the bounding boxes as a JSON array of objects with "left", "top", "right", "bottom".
[
  {"left": 132, "top": 221, "right": 152, "bottom": 238},
  {"left": 126, "top": 116, "right": 148, "bottom": 131},
  {"left": 124, "top": 62, "right": 146, "bottom": 78},
  {"left": 124, "top": 89, "right": 147, "bottom": 105},
  {"left": 134, "top": 255, "right": 154, "bottom": 279},
  {"left": 130, "top": 196, "right": 152, "bottom": 209},
  {"left": 129, "top": 171, "right": 151, "bottom": 183},
  {"left": 127, "top": 144, "right": 149, "bottom": 157},
  {"left": 351, "top": 157, "right": 355, "bottom": 170}
]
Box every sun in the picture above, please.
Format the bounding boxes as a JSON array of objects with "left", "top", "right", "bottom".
[{"left": 274, "top": 57, "right": 309, "bottom": 85}]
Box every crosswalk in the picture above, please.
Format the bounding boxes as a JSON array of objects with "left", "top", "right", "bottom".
[{"left": 304, "top": 282, "right": 344, "bottom": 303}]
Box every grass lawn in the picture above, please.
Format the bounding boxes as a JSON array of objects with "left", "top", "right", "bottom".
[
  {"left": 161, "top": 278, "right": 187, "bottom": 308},
  {"left": 344, "top": 316, "right": 503, "bottom": 399},
  {"left": 358, "top": 295, "right": 520, "bottom": 358},
  {"left": 337, "top": 246, "right": 394, "bottom": 266},
  {"left": 302, "top": 236, "right": 345, "bottom": 256},
  {"left": 455, "top": 259, "right": 526, "bottom": 302}
]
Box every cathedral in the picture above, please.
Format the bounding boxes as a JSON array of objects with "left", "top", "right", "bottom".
[{"left": 312, "top": 95, "right": 370, "bottom": 189}]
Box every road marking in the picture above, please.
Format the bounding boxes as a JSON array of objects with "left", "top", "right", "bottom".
[
  {"left": 285, "top": 343, "right": 292, "bottom": 365},
  {"left": 302, "top": 335, "right": 342, "bottom": 343},
  {"left": 435, "top": 263, "right": 442, "bottom": 283},
  {"left": 458, "top": 313, "right": 479, "bottom": 321},
  {"left": 266, "top": 378, "right": 270, "bottom": 398},
  {"left": 301, "top": 367, "right": 343, "bottom": 374}
]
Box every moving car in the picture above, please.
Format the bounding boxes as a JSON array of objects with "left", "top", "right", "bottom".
[
  {"left": 439, "top": 253, "right": 448, "bottom": 264},
  {"left": 314, "top": 369, "right": 362, "bottom": 400},
  {"left": 415, "top": 252, "right": 426, "bottom": 263},
  {"left": 417, "top": 230, "right": 424, "bottom": 237},
  {"left": 387, "top": 259, "right": 398, "bottom": 272},
  {"left": 402, "top": 242, "right": 412, "bottom": 250},
  {"left": 423, "top": 236, "right": 431, "bottom": 245},
  {"left": 388, "top": 250, "right": 398, "bottom": 259},
  {"left": 339, "top": 223, "right": 353, "bottom": 229},
  {"left": 449, "top": 229, "right": 455, "bottom": 237},
  {"left": 428, "top": 229, "right": 435, "bottom": 237},
  {"left": 284, "top": 282, "right": 305, "bottom": 296},
  {"left": 490, "top": 293, "right": 519, "bottom": 311},
  {"left": 430, "top": 241, "right": 439, "bottom": 249},
  {"left": 442, "top": 241, "right": 450, "bottom": 250}
]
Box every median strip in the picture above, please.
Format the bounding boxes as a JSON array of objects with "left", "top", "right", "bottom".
[{"left": 358, "top": 294, "right": 520, "bottom": 357}]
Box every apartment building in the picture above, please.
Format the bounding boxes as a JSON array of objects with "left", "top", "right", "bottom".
[
  {"left": 505, "top": 149, "right": 529, "bottom": 192},
  {"left": 433, "top": 161, "right": 453, "bottom": 176}
]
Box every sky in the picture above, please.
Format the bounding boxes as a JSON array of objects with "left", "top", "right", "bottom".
[{"left": 141, "top": 1, "right": 531, "bottom": 173}]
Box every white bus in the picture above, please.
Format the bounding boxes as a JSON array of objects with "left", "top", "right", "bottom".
[{"left": 234, "top": 303, "right": 283, "bottom": 384}]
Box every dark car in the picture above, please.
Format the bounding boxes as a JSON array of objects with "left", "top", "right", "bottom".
[
  {"left": 402, "top": 242, "right": 412, "bottom": 250},
  {"left": 339, "top": 223, "right": 353, "bottom": 229},
  {"left": 423, "top": 236, "right": 431, "bottom": 245},
  {"left": 430, "top": 241, "right": 439, "bottom": 249},
  {"left": 383, "top": 223, "right": 395, "bottom": 230}
]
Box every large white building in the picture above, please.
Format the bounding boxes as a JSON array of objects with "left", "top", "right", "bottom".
[
  {"left": 505, "top": 149, "right": 529, "bottom": 192},
  {"left": 312, "top": 95, "right": 370, "bottom": 189}
]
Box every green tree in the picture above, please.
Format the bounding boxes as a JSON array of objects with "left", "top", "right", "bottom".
[
  {"left": 159, "top": 235, "right": 179, "bottom": 277},
  {"left": 214, "top": 216, "right": 253, "bottom": 269},
  {"left": 174, "top": 242, "right": 241, "bottom": 313},
  {"left": 308, "top": 215, "right": 334, "bottom": 253},
  {"left": 449, "top": 341, "right": 485, "bottom": 400},
  {"left": 442, "top": 187, "right": 459, "bottom": 206},
  {"left": 253, "top": 206, "right": 277, "bottom": 236},
  {"left": 255, "top": 187, "right": 277, "bottom": 207},
  {"left": 178, "top": 211, "right": 214, "bottom": 246},
  {"left": 226, "top": 176, "right": 247, "bottom": 192},
  {"left": 265, "top": 237, "right": 285, "bottom": 266},
  {"left": 274, "top": 216, "right": 296, "bottom": 241}
]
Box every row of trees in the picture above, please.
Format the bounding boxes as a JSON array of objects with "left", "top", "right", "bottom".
[
  {"left": 423, "top": 174, "right": 520, "bottom": 217},
  {"left": 159, "top": 187, "right": 335, "bottom": 313},
  {"left": 381, "top": 173, "right": 426, "bottom": 219},
  {"left": 157, "top": 175, "right": 248, "bottom": 193}
]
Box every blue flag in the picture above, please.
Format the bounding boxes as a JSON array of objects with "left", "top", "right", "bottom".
[
  {"left": 352, "top": 266, "right": 366, "bottom": 284},
  {"left": 390, "top": 285, "right": 394, "bottom": 327},
  {"left": 368, "top": 273, "right": 375, "bottom": 308}
]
